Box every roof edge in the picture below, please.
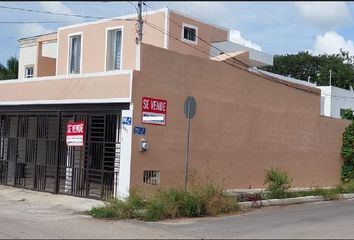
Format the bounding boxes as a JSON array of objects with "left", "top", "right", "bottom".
[{"left": 18, "top": 32, "right": 57, "bottom": 42}]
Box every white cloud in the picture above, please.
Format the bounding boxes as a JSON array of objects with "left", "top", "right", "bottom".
[
  {"left": 39, "top": 1, "right": 80, "bottom": 23},
  {"left": 18, "top": 23, "right": 53, "bottom": 38},
  {"left": 312, "top": 31, "right": 354, "bottom": 55},
  {"left": 293, "top": 2, "right": 351, "bottom": 29},
  {"left": 229, "top": 29, "right": 262, "bottom": 51}
]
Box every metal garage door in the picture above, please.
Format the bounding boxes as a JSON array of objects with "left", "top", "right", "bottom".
[{"left": 0, "top": 108, "right": 122, "bottom": 200}]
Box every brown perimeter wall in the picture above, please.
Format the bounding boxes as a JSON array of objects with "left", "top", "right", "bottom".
[{"left": 130, "top": 43, "right": 350, "bottom": 190}]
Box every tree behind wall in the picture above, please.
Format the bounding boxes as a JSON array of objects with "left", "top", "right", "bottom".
[
  {"left": 341, "top": 109, "right": 354, "bottom": 182},
  {"left": 0, "top": 57, "right": 18, "bottom": 80},
  {"left": 261, "top": 50, "right": 354, "bottom": 90}
]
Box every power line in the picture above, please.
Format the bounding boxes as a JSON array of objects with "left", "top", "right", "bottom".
[
  {"left": 0, "top": 21, "right": 72, "bottom": 24},
  {"left": 0, "top": 4, "right": 136, "bottom": 22},
  {"left": 144, "top": 21, "right": 252, "bottom": 72},
  {"left": 144, "top": 4, "right": 220, "bottom": 55},
  {"left": 127, "top": 1, "right": 138, "bottom": 12},
  {"left": 144, "top": 20, "right": 321, "bottom": 95},
  {"left": 0, "top": 5, "right": 104, "bottom": 19},
  {"left": 144, "top": 2, "right": 250, "bottom": 68},
  {"left": 143, "top": 4, "right": 323, "bottom": 94},
  {"left": 141, "top": 7, "right": 233, "bottom": 65}
]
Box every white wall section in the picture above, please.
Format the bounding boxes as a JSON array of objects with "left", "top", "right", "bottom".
[
  {"left": 18, "top": 44, "right": 37, "bottom": 79},
  {"left": 117, "top": 103, "right": 134, "bottom": 198}
]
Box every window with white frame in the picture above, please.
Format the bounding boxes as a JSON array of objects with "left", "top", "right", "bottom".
[
  {"left": 182, "top": 24, "right": 197, "bottom": 44},
  {"left": 25, "top": 66, "right": 34, "bottom": 78},
  {"left": 106, "top": 28, "right": 122, "bottom": 71},
  {"left": 69, "top": 34, "right": 81, "bottom": 74}
]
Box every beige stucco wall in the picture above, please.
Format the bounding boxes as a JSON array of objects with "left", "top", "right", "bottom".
[
  {"left": 56, "top": 12, "right": 165, "bottom": 75},
  {"left": 37, "top": 41, "right": 56, "bottom": 77},
  {"left": 130, "top": 44, "right": 349, "bottom": 191},
  {"left": 0, "top": 73, "right": 131, "bottom": 102},
  {"left": 56, "top": 10, "right": 230, "bottom": 76},
  {"left": 167, "top": 11, "right": 228, "bottom": 58}
]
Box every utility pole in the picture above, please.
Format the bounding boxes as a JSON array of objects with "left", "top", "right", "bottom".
[
  {"left": 137, "top": 1, "right": 143, "bottom": 44},
  {"left": 329, "top": 69, "right": 332, "bottom": 86}
]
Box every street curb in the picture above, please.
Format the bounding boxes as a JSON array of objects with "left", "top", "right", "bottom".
[{"left": 238, "top": 194, "right": 354, "bottom": 209}]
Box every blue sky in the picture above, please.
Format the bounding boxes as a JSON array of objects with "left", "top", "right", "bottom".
[{"left": 1, "top": 1, "right": 354, "bottom": 65}]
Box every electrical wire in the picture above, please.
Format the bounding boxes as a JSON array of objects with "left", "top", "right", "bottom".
[
  {"left": 2, "top": 2, "right": 339, "bottom": 95},
  {"left": 143, "top": 3, "right": 334, "bottom": 94},
  {"left": 144, "top": 2, "right": 250, "bottom": 68},
  {"left": 0, "top": 21, "right": 72, "bottom": 24},
  {"left": 144, "top": 21, "right": 256, "bottom": 71},
  {"left": 141, "top": 8, "right": 234, "bottom": 65},
  {"left": 127, "top": 1, "right": 139, "bottom": 13},
  {"left": 146, "top": 20, "right": 323, "bottom": 95},
  {"left": 0, "top": 4, "right": 136, "bottom": 22},
  {"left": 0, "top": 5, "right": 104, "bottom": 19}
]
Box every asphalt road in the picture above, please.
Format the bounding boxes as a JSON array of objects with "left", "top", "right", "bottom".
[{"left": 1, "top": 185, "right": 354, "bottom": 239}]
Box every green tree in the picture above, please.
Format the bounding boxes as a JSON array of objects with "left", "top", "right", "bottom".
[
  {"left": 261, "top": 50, "right": 354, "bottom": 90},
  {"left": 341, "top": 109, "right": 354, "bottom": 182},
  {"left": 0, "top": 57, "right": 18, "bottom": 80}
]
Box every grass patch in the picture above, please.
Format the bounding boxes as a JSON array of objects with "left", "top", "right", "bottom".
[
  {"left": 87, "top": 184, "right": 240, "bottom": 221},
  {"left": 238, "top": 180, "right": 354, "bottom": 202}
]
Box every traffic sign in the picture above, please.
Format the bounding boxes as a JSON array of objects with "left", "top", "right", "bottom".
[{"left": 184, "top": 96, "right": 197, "bottom": 119}]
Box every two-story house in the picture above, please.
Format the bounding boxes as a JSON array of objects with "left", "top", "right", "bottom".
[{"left": 0, "top": 8, "right": 346, "bottom": 200}]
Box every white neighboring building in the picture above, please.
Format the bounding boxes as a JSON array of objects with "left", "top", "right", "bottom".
[
  {"left": 318, "top": 86, "right": 354, "bottom": 119},
  {"left": 251, "top": 68, "right": 354, "bottom": 119},
  {"left": 210, "top": 42, "right": 274, "bottom": 67}
]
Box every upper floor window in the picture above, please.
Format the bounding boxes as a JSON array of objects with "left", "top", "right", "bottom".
[
  {"left": 182, "top": 24, "right": 198, "bottom": 44},
  {"left": 69, "top": 34, "right": 81, "bottom": 74},
  {"left": 106, "top": 28, "right": 122, "bottom": 71},
  {"left": 25, "top": 66, "right": 34, "bottom": 78}
]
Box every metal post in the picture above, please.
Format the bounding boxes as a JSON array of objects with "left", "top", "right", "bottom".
[
  {"left": 54, "top": 111, "right": 62, "bottom": 194},
  {"left": 137, "top": 1, "right": 143, "bottom": 43},
  {"left": 184, "top": 101, "right": 191, "bottom": 191}
]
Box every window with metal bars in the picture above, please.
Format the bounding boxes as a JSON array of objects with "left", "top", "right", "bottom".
[{"left": 143, "top": 170, "right": 160, "bottom": 186}]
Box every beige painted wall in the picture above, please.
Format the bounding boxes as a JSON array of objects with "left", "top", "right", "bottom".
[
  {"left": 56, "top": 13, "right": 165, "bottom": 75},
  {"left": 56, "top": 10, "right": 230, "bottom": 76},
  {"left": 130, "top": 44, "right": 349, "bottom": 191},
  {"left": 168, "top": 11, "right": 228, "bottom": 58},
  {"left": 0, "top": 73, "right": 131, "bottom": 102},
  {"left": 37, "top": 42, "right": 56, "bottom": 77}
]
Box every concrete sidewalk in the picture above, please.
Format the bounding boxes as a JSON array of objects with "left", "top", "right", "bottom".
[
  {"left": 0, "top": 185, "right": 104, "bottom": 212},
  {"left": 0, "top": 185, "right": 190, "bottom": 239},
  {"left": 2, "top": 185, "right": 354, "bottom": 239}
]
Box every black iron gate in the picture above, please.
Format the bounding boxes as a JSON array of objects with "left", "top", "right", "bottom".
[{"left": 0, "top": 110, "right": 121, "bottom": 199}]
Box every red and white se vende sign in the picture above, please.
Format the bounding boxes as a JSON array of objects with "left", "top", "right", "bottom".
[
  {"left": 66, "top": 121, "right": 85, "bottom": 146},
  {"left": 142, "top": 97, "right": 167, "bottom": 125}
]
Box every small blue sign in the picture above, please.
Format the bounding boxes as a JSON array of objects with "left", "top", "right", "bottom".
[
  {"left": 134, "top": 126, "right": 146, "bottom": 135},
  {"left": 122, "top": 117, "right": 132, "bottom": 125}
]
